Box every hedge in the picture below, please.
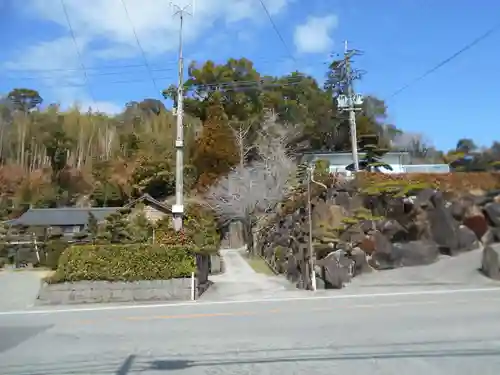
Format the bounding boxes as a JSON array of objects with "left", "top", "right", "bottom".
[{"left": 48, "top": 244, "right": 196, "bottom": 284}]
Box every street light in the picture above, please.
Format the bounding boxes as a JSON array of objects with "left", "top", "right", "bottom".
[
  {"left": 172, "top": 205, "right": 183, "bottom": 232},
  {"left": 307, "top": 166, "right": 328, "bottom": 292}
]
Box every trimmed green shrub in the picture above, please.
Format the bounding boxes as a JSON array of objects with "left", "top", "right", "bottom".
[
  {"left": 42, "top": 239, "right": 70, "bottom": 270},
  {"left": 49, "top": 244, "right": 196, "bottom": 283},
  {"left": 154, "top": 203, "right": 220, "bottom": 255}
]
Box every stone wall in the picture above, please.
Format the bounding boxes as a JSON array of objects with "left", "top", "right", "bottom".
[
  {"left": 37, "top": 278, "right": 194, "bottom": 305},
  {"left": 256, "top": 174, "right": 500, "bottom": 290}
]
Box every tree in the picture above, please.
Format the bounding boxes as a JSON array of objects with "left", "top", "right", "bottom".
[
  {"left": 130, "top": 212, "right": 153, "bottom": 243},
  {"left": 263, "top": 73, "right": 335, "bottom": 151},
  {"left": 7, "top": 88, "right": 43, "bottom": 112},
  {"left": 456, "top": 138, "right": 477, "bottom": 154},
  {"left": 347, "top": 134, "right": 392, "bottom": 172},
  {"left": 88, "top": 212, "right": 99, "bottom": 244},
  {"left": 204, "top": 114, "right": 296, "bottom": 253},
  {"left": 391, "top": 131, "right": 441, "bottom": 163},
  {"left": 229, "top": 119, "right": 254, "bottom": 169},
  {"left": 130, "top": 155, "right": 176, "bottom": 200},
  {"left": 42, "top": 116, "right": 74, "bottom": 181},
  {"left": 192, "top": 104, "right": 239, "bottom": 189},
  {"left": 43, "top": 227, "right": 69, "bottom": 270},
  {"left": 164, "top": 58, "right": 263, "bottom": 123},
  {"left": 324, "top": 59, "right": 348, "bottom": 96},
  {"left": 98, "top": 208, "right": 133, "bottom": 244}
]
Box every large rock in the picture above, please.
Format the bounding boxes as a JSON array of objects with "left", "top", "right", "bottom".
[
  {"left": 463, "top": 214, "right": 488, "bottom": 239},
  {"left": 350, "top": 246, "right": 372, "bottom": 275},
  {"left": 483, "top": 202, "right": 500, "bottom": 227},
  {"left": 370, "top": 240, "right": 439, "bottom": 269},
  {"left": 481, "top": 227, "right": 500, "bottom": 245},
  {"left": 319, "top": 250, "right": 354, "bottom": 289},
  {"left": 454, "top": 225, "right": 480, "bottom": 255},
  {"left": 311, "top": 201, "right": 345, "bottom": 232},
  {"left": 481, "top": 243, "right": 500, "bottom": 280},
  {"left": 377, "top": 219, "right": 407, "bottom": 242},
  {"left": 451, "top": 196, "right": 488, "bottom": 239},
  {"left": 428, "top": 192, "right": 461, "bottom": 253}
]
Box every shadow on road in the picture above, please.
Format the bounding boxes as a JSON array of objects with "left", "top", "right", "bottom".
[
  {"left": 0, "top": 339, "right": 499, "bottom": 375},
  {"left": 146, "top": 347, "right": 500, "bottom": 372},
  {"left": 0, "top": 325, "right": 53, "bottom": 354},
  {"left": 116, "top": 355, "right": 136, "bottom": 375}
]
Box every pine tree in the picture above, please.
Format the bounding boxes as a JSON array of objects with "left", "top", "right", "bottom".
[
  {"left": 347, "top": 134, "right": 392, "bottom": 172},
  {"left": 98, "top": 208, "right": 133, "bottom": 244}
]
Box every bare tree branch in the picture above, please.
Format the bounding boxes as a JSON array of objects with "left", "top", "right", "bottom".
[
  {"left": 228, "top": 119, "right": 254, "bottom": 169},
  {"left": 204, "top": 113, "right": 297, "bottom": 225}
]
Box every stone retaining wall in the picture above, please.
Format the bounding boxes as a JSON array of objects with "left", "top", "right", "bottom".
[{"left": 36, "top": 278, "right": 194, "bottom": 305}]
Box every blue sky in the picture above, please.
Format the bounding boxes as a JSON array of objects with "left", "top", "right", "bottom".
[{"left": 0, "top": 0, "right": 499, "bottom": 151}]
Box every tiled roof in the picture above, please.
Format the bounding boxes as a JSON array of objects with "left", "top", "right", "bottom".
[
  {"left": 123, "top": 194, "right": 172, "bottom": 213},
  {"left": 5, "top": 194, "right": 172, "bottom": 228},
  {"left": 10, "top": 207, "right": 120, "bottom": 227}
]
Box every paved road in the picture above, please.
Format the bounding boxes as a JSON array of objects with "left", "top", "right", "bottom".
[
  {"left": 201, "top": 248, "right": 303, "bottom": 301},
  {"left": 349, "top": 248, "right": 497, "bottom": 290},
  {"left": 0, "top": 270, "right": 47, "bottom": 311},
  {"left": 1, "top": 287, "right": 500, "bottom": 374}
]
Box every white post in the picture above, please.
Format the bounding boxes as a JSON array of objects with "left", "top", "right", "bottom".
[
  {"left": 307, "top": 168, "right": 317, "bottom": 292},
  {"left": 33, "top": 233, "right": 40, "bottom": 263},
  {"left": 190, "top": 271, "right": 195, "bottom": 301}
]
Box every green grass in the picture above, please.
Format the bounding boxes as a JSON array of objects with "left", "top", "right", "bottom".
[{"left": 243, "top": 253, "right": 276, "bottom": 276}]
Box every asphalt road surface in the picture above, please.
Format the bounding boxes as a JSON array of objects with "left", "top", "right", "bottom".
[{"left": 1, "top": 287, "right": 500, "bottom": 375}]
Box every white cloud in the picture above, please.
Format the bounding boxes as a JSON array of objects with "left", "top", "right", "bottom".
[
  {"left": 293, "top": 14, "right": 338, "bottom": 54},
  {"left": 5, "top": 0, "right": 292, "bottom": 111}
]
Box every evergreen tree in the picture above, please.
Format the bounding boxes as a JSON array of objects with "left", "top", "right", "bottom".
[
  {"left": 346, "top": 134, "right": 392, "bottom": 172},
  {"left": 98, "top": 208, "right": 133, "bottom": 244}
]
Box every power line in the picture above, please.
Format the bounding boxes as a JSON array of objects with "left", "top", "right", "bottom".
[
  {"left": 7, "top": 76, "right": 176, "bottom": 88},
  {"left": 388, "top": 21, "right": 500, "bottom": 99},
  {"left": 3, "top": 72, "right": 310, "bottom": 91},
  {"left": 119, "top": 0, "right": 162, "bottom": 97},
  {"left": 257, "top": 0, "right": 296, "bottom": 64},
  {"left": 1, "top": 55, "right": 326, "bottom": 76},
  {"left": 1, "top": 56, "right": 314, "bottom": 81},
  {"left": 60, "top": 0, "right": 99, "bottom": 112},
  {"left": 0, "top": 62, "right": 177, "bottom": 74},
  {"left": 1, "top": 66, "right": 179, "bottom": 81}
]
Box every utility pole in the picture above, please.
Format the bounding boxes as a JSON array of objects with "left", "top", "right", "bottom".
[
  {"left": 344, "top": 41, "right": 359, "bottom": 172},
  {"left": 306, "top": 165, "right": 328, "bottom": 292},
  {"left": 171, "top": 3, "right": 192, "bottom": 232},
  {"left": 336, "top": 40, "right": 365, "bottom": 173}
]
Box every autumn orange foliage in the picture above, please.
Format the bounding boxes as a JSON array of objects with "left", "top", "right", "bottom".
[{"left": 192, "top": 104, "right": 239, "bottom": 190}]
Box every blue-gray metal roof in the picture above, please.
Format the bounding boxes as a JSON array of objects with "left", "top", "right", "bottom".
[{"left": 10, "top": 207, "right": 120, "bottom": 227}]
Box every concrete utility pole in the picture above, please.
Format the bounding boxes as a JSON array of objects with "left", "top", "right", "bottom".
[
  {"left": 344, "top": 41, "right": 359, "bottom": 172},
  {"left": 336, "top": 40, "right": 365, "bottom": 173},
  {"left": 171, "top": 3, "right": 192, "bottom": 232}
]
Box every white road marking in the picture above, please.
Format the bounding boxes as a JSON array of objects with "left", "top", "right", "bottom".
[{"left": 1, "top": 286, "right": 500, "bottom": 316}]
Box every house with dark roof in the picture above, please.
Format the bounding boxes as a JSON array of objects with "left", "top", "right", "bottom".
[
  {"left": 6, "top": 194, "right": 172, "bottom": 237},
  {"left": 123, "top": 194, "right": 172, "bottom": 223}
]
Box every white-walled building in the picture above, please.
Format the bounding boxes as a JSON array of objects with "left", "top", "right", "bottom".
[{"left": 301, "top": 151, "right": 450, "bottom": 175}]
